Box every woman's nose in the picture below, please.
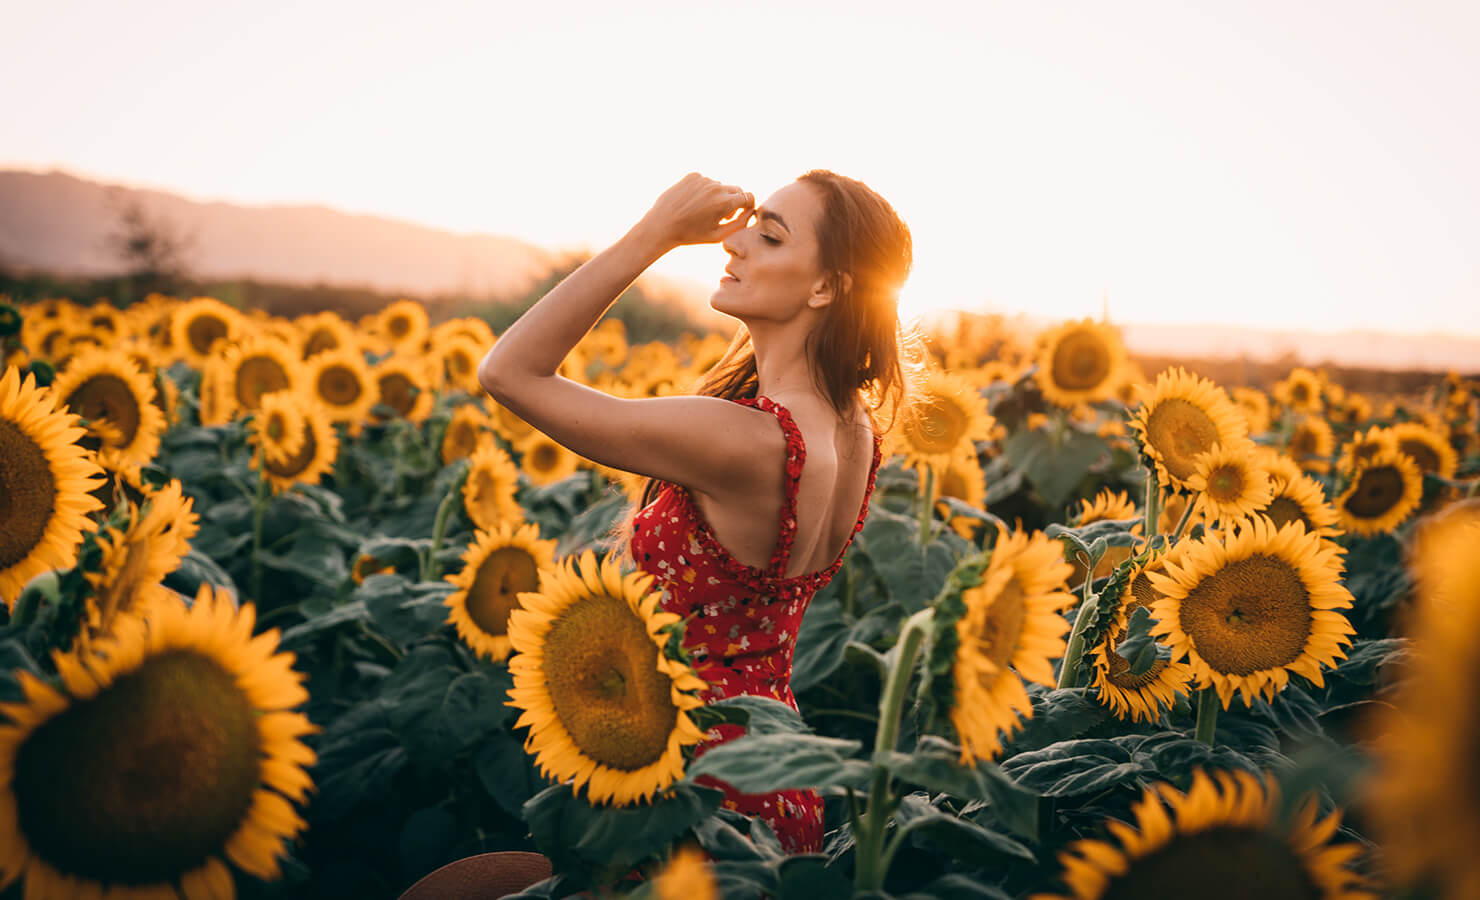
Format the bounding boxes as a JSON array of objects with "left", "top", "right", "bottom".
[{"left": 721, "top": 229, "right": 747, "bottom": 257}]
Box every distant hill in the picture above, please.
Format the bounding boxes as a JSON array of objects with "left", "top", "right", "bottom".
[{"left": 0, "top": 169, "right": 556, "bottom": 299}]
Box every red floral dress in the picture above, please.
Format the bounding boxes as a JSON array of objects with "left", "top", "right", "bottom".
[{"left": 629, "top": 396, "right": 882, "bottom": 854}]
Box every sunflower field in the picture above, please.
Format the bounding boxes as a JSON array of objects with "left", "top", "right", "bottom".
[{"left": 1, "top": 294, "right": 1478, "bottom": 900}]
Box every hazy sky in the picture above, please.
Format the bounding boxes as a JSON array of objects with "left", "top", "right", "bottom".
[{"left": 4, "top": 0, "right": 1477, "bottom": 335}]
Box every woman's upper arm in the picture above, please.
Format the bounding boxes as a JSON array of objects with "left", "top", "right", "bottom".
[{"left": 480, "top": 372, "right": 774, "bottom": 496}]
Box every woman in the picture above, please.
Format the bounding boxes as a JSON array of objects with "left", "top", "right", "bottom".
[{"left": 478, "top": 170, "right": 912, "bottom": 853}]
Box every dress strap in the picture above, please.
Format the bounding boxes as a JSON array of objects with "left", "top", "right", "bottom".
[{"left": 733, "top": 396, "right": 806, "bottom": 579}]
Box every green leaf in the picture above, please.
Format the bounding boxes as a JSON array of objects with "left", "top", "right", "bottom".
[
  {"left": 382, "top": 646, "right": 514, "bottom": 769},
  {"left": 358, "top": 574, "right": 456, "bottom": 648},
  {"left": 999, "top": 738, "right": 1143, "bottom": 797},
  {"left": 776, "top": 856, "right": 850, "bottom": 899},
  {"left": 309, "top": 698, "right": 408, "bottom": 822},
  {"left": 894, "top": 793, "right": 1036, "bottom": 863},
  {"left": 874, "top": 736, "right": 1039, "bottom": 839},
  {"left": 791, "top": 592, "right": 850, "bottom": 692},
  {"left": 898, "top": 874, "right": 1014, "bottom": 900},
  {"left": 686, "top": 734, "right": 869, "bottom": 793},
  {"left": 1114, "top": 606, "right": 1162, "bottom": 676},
  {"left": 474, "top": 730, "right": 551, "bottom": 817},
  {"left": 1001, "top": 687, "right": 1113, "bottom": 755},
  {"left": 701, "top": 695, "right": 814, "bottom": 735},
  {"left": 279, "top": 600, "right": 369, "bottom": 651},
  {"left": 1005, "top": 428, "right": 1108, "bottom": 510}
]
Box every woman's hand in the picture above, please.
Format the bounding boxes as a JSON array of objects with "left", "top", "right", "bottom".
[{"left": 639, "top": 173, "right": 755, "bottom": 248}]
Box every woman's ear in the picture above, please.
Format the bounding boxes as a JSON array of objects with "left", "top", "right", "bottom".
[{"left": 808, "top": 272, "right": 852, "bottom": 310}]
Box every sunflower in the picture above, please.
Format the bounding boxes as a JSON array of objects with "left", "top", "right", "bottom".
[
  {"left": 0, "top": 586, "right": 316, "bottom": 898},
  {"left": 581, "top": 318, "right": 629, "bottom": 370},
  {"left": 1369, "top": 500, "right": 1480, "bottom": 898},
  {"left": 196, "top": 356, "right": 236, "bottom": 427},
  {"left": 248, "top": 391, "right": 308, "bottom": 468},
  {"left": 1088, "top": 557, "right": 1193, "bottom": 723},
  {"left": 1068, "top": 488, "right": 1142, "bottom": 585},
  {"left": 1333, "top": 449, "right": 1423, "bottom": 537},
  {"left": 441, "top": 404, "right": 490, "bottom": 465},
  {"left": 1034, "top": 319, "right": 1127, "bottom": 408},
  {"left": 1273, "top": 367, "right": 1326, "bottom": 415},
  {"left": 170, "top": 297, "right": 242, "bottom": 368},
  {"left": 49, "top": 346, "right": 166, "bottom": 471},
  {"left": 221, "top": 336, "right": 303, "bottom": 414},
  {"left": 1287, "top": 416, "right": 1335, "bottom": 474},
  {"left": 376, "top": 299, "right": 429, "bottom": 350},
  {"left": 891, "top": 368, "right": 995, "bottom": 475},
  {"left": 81, "top": 480, "right": 200, "bottom": 648},
  {"left": 1148, "top": 517, "right": 1356, "bottom": 709},
  {"left": 1036, "top": 769, "right": 1374, "bottom": 900},
  {"left": 1335, "top": 426, "right": 1395, "bottom": 476},
  {"left": 1252, "top": 471, "right": 1343, "bottom": 540},
  {"left": 951, "top": 529, "right": 1076, "bottom": 762},
  {"left": 1329, "top": 392, "right": 1372, "bottom": 426},
  {"left": 254, "top": 395, "right": 338, "bottom": 493},
  {"left": 434, "top": 334, "right": 485, "bottom": 395},
  {"left": 0, "top": 368, "right": 106, "bottom": 606},
  {"left": 295, "top": 311, "right": 355, "bottom": 360},
  {"left": 655, "top": 845, "right": 717, "bottom": 900},
  {"left": 445, "top": 521, "right": 559, "bottom": 662},
  {"left": 1388, "top": 421, "right": 1458, "bottom": 480},
  {"left": 307, "top": 347, "right": 376, "bottom": 430},
  {"left": 516, "top": 432, "right": 582, "bottom": 487},
  {"left": 371, "top": 357, "right": 434, "bottom": 424},
  {"left": 489, "top": 398, "right": 537, "bottom": 444},
  {"left": 1232, "top": 387, "right": 1272, "bottom": 435},
  {"left": 429, "top": 317, "right": 496, "bottom": 355},
  {"left": 463, "top": 440, "right": 524, "bottom": 532},
  {"left": 1156, "top": 490, "right": 1205, "bottom": 538},
  {"left": 933, "top": 447, "right": 988, "bottom": 539},
  {"left": 505, "top": 550, "right": 708, "bottom": 805},
  {"left": 1130, "top": 368, "right": 1247, "bottom": 491},
  {"left": 1186, "top": 442, "right": 1273, "bottom": 525}
]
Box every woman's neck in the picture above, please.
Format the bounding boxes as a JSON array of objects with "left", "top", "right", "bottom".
[{"left": 747, "top": 317, "right": 819, "bottom": 403}]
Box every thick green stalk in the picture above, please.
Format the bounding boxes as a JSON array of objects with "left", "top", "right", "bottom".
[
  {"left": 917, "top": 465, "right": 936, "bottom": 544},
  {"left": 1170, "top": 491, "right": 1200, "bottom": 543},
  {"left": 854, "top": 608, "right": 934, "bottom": 895},
  {"left": 423, "top": 466, "right": 470, "bottom": 582},
  {"left": 1143, "top": 467, "right": 1161, "bottom": 539},
  {"left": 1056, "top": 590, "right": 1100, "bottom": 689},
  {"left": 250, "top": 462, "right": 270, "bottom": 604},
  {"left": 1195, "top": 688, "right": 1220, "bottom": 745}
]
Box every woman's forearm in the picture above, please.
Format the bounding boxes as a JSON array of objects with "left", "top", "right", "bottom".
[{"left": 479, "top": 219, "right": 674, "bottom": 388}]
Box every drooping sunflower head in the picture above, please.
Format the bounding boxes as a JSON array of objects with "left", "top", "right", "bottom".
[
  {"left": 892, "top": 368, "right": 995, "bottom": 473},
  {"left": 1033, "top": 318, "right": 1128, "bottom": 408},
  {"left": 1273, "top": 367, "right": 1326, "bottom": 415},
  {"left": 1038, "top": 768, "right": 1374, "bottom": 900},
  {"left": 307, "top": 347, "right": 376, "bottom": 429},
  {"left": 0, "top": 367, "right": 106, "bottom": 606},
  {"left": 248, "top": 390, "right": 308, "bottom": 469},
  {"left": 1148, "top": 517, "right": 1356, "bottom": 709},
  {"left": 1089, "top": 555, "right": 1193, "bottom": 723},
  {"left": 933, "top": 447, "right": 988, "bottom": 539},
  {"left": 1130, "top": 367, "right": 1247, "bottom": 491},
  {"left": 505, "top": 550, "right": 708, "bottom": 805},
  {"left": 1251, "top": 470, "right": 1343, "bottom": 541},
  {"left": 81, "top": 479, "right": 199, "bottom": 649},
  {"left": 252, "top": 394, "right": 339, "bottom": 493},
  {"left": 463, "top": 439, "right": 524, "bottom": 533},
  {"left": 1334, "top": 448, "right": 1424, "bottom": 537},
  {"left": 434, "top": 334, "right": 485, "bottom": 394},
  {"left": 1074, "top": 488, "right": 1139, "bottom": 527},
  {"left": 221, "top": 335, "right": 304, "bottom": 414},
  {"left": 1388, "top": 421, "right": 1458, "bottom": 480},
  {"left": 376, "top": 299, "right": 429, "bottom": 350},
  {"left": 371, "top": 357, "right": 434, "bottom": 424},
  {"left": 1335, "top": 426, "right": 1395, "bottom": 477},
  {"left": 170, "top": 297, "right": 242, "bottom": 368},
  {"left": 295, "top": 311, "right": 355, "bottom": 360},
  {"left": 0, "top": 586, "right": 317, "bottom": 897},
  {"left": 49, "top": 346, "right": 166, "bottom": 472},
  {"left": 1186, "top": 441, "right": 1274, "bottom": 526},
  {"left": 441, "top": 403, "right": 490, "bottom": 465},
  {"left": 1287, "top": 415, "right": 1335, "bottom": 474},
  {"left": 516, "top": 432, "right": 582, "bottom": 487},
  {"left": 445, "top": 521, "right": 558, "bottom": 662},
  {"left": 951, "top": 529, "right": 1075, "bottom": 762}
]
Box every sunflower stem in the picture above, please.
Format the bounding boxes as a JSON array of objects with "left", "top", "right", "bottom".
[
  {"left": 424, "top": 464, "right": 470, "bottom": 582},
  {"left": 1143, "top": 467, "right": 1161, "bottom": 539},
  {"left": 1057, "top": 589, "right": 1100, "bottom": 689},
  {"left": 1195, "top": 688, "right": 1220, "bottom": 745},
  {"left": 855, "top": 607, "right": 933, "bottom": 895},
  {"left": 918, "top": 465, "right": 936, "bottom": 544},
  {"left": 1170, "top": 491, "right": 1200, "bottom": 543},
  {"left": 250, "top": 461, "right": 270, "bottom": 605}
]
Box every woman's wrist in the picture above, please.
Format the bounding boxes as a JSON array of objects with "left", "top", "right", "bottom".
[{"left": 624, "top": 216, "right": 679, "bottom": 263}]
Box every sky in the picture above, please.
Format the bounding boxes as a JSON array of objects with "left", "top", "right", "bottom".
[{"left": 3, "top": 0, "right": 1478, "bottom": 336}]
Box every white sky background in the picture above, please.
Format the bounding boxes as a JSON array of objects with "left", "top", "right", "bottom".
[{"left": 3, "top": 0, "right": 1478, "bottom": 336}]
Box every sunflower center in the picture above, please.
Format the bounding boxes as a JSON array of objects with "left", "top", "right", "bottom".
[
  {"left": 13, "top": 650, "right": 261, "bottom": 885},
  {"left": 64, "top": 374, "right": 142, "bottom": 447},
  {"left": 0, "top": 420, "right": 56, "bottom": 569},
  {"left": 1291, "top": 382, "right": 1312, "bottom": 405},
  {"left": 466, "top": 546, "right": 540, "bottom": 637},
  {"left": 541, "top": 593, "right": 678, "bottom": 771},
  {"left": 1206, "top": 463, "right": 1245, "bottom": 502},
  {"left": 265, "top": 420, "right": 318, "bottom": 479},
  {"left": 185, "top": 315, "right": 228, "bottom": 355},
  {"left": 531, "top": 444, "right": 561, "bottom": 473},
  {"left": 1145, "top": 398, "right": 1219, "bottom": 480},
  {"left": 317, "top": 364, "right": 363, "bottom": 407},
  {"left": 1344, "top": 465, "right": 1404, "bottom": 518},
  {"left": 970, "top": 578, "right": 1028, "bottom": 676},
  {"left": 448, "top": 351, "right": 474, "bottom": 377},
  {"left": 267, "top": 413, "right": 286, "bottom": 441},
  {"left": 1050, "top": 330, "right": 1112, "bottom": 391},
  {"left": 304, "top": 328, "right": 341, "bottom": 358},
  {"left": 445, "top": 422, "right": 478, "bottom": 460},
  {"left": 1102, "top": 827, "right": 1318, "bottom": 900},
  {"left": 1351, "top": 442, "right": 1381, "bottom": 466},
  {"left": 1106, "top": 629, "right": 1168, "bottom": 688},
  {"left": 235, "top": 355, "right": 290, "bottom": 410},
  {"left": 1178, "top": 554, "right": 1312, "bottom": 675},
  {"left": 388, "top": 315, "right": 411, "bottom": 338},
  {"left": 1261, "top": 496, "right": 1312, "bottom": 532},
  {"left": 378, "top": 372, "right": 417, "bottom": 416},
  {"left": 906, "top": 396, "right": 969, "bottom": 456},
  {"left": 1397, "top": 438, "right": 1440, "bottom": 475}
]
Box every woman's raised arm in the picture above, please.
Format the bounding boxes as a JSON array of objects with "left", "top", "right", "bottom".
[{"left": 477, "top": 174, "right": 768, "bottom": 495}]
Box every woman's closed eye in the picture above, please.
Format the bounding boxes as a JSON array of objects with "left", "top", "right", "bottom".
[{"left": 761, "top": 234, "right": 781, "bottom": 245}]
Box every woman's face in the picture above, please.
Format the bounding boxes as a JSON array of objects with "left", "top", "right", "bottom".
[{"left": 712, "top": 181, "right": 831, "bottom": 322}]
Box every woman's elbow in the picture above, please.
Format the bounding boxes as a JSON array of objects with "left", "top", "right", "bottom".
[{"left": 477, "top": 347, "right": 512, "bottom": 401}]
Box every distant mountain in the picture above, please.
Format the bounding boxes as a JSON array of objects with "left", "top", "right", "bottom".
[{"left": 0, "top": 169, "right": 556, "bottom": 299}]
